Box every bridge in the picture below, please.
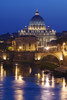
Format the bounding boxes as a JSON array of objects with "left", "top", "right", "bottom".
[
  {"left": 0, "top": 43, "right": 67, "bottom": 65},
  {"left": 35, "top": 51, "right": 63, "bottom": 64},
  {"left": 35, "top": 43, "right": 67, "bottom": 65}
]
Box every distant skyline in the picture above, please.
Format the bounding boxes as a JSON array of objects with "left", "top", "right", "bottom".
[{"left": 0, "top": 0, "right": 67, "bottom": 34}]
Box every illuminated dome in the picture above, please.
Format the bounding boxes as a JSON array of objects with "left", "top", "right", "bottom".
[{"left": 28, "top": 10, "right": 46, "bottom": 31}]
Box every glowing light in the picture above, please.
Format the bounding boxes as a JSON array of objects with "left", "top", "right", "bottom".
[
  {"left": 45, "top": 47, "right": 50, "bottom": 50},
  {"left": 61, "top": 78, "right": 67, "bottom": 100},
  {"left": 41, "top": 81, "right": 44, "bottom": 86},
  {"left": 29, "top": 68, "right": 32, "bottom": 74},
  {"left": 19, "top": 46, "right": 22, "bottom": 49},
  {"left": 15, "top": 66, "right": 18, "bottom": 80},
  {"left": 1, "top": 64, "right": 3, "bottom": 77},
  {"left": 8, "top": 46, "right": 14, "bottom": 51},
  {"left": 62, "top": 78, "right": 66, "bottom": 89},
  {"left": 60, "top": 56, "right": 63, "bottom": 60},
  {"left": 38, "top": 57, "right": 41, "bottom": 60},
  {"left": 18, "top": 75, "right": 22, "bottom": 81},
  {"left": 45, "top": 76, "right": 50, "bottom": 87},
  {"left": 42, "top": 71, "right": 44, "bottom": 82},
  {"left": 0, "top": 41, "right": 4, "bottom": 43},
  {"left": 51, "top": 76, "right": 55, "bottom": 88},
  {"left": 42, "top": 76, "right": 44, "bottom": 82},
  {"left": 0, "top": 63, "right": 6, "bottom": 81},
  {"left": 15, "top": 63, "right": 18, "bottom": 66},
  {"left": 63, "top": 42, "right": 67, "bottom": 56},
  {"left": 14, "top": 80, "right": 25, "bottom": 100},
  {"left": 63, "top": 42, "right": 65, "bottom": 45},
  {"left": 14, "top": 90, "right": 24, "bottom": 100},
  {"left": 3, "top": 55, "right": 6, "bottom": 60},
  {"left": 38, "top": 73, "right": 41, "bottom": 79}
]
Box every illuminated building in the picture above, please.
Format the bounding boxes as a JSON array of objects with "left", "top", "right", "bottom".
[
  {"left": 12, "top": 35, "right": 38, "bottom": 52},
  {"left": 19, "top": 10, "right": 56, "bottom": 47}
]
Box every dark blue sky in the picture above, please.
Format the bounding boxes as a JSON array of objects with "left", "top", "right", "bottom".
[{"left": 0, "top": 0, "right": 67, "bottom": 34}]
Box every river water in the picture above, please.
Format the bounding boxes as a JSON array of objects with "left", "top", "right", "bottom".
[{"left": 0, "top": 63, "right": 67, "bottom": 100}]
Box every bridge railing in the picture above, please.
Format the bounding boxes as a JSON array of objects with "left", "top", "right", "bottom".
[{"left": 38, "top": 46, "right": 62, "bottom": 53}]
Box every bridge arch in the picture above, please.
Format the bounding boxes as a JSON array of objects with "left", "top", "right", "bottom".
[
  {"left": 35, "top": 52, "right": 63, "bottom": 64},
  {"left": 41, "top": 54, "right": 60, "bottom": 65}
]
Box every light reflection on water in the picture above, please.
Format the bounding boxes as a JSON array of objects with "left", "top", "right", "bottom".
[
  {"left": 13, "top": 78, "right": 25, "bottom": 100},
  {"left": 60, "top": 78, "right": 67, "bottom": 100},
  {"left": 0, "top": 63, "right": 67, "bottom": 100}
]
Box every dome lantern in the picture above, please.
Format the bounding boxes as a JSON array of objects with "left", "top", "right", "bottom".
[{"left": 35, "top": 10, "right": 39, "bottom": 15}]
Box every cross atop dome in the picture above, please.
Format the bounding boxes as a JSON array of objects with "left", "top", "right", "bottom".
[{"left": 35, "top": 9, "right": 39, "bottom": 15}]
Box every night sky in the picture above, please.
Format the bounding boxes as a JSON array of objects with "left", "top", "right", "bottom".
[{"left": 0, "top": 0, "right": 67, "bottom": 34}]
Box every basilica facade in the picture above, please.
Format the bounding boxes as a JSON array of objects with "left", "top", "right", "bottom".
[{"left": 19, "top": 10, "right": 56, "bottom": 48}]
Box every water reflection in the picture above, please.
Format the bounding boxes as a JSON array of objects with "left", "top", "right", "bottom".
[
  {"left": 15, "top": 64, "right": 32, "bottom": 80},
  {"left": 42, "top": 71, "right": 45, "bottom": 82},
  {"left": 13, "top": 78, "right": 25, "bottom": 100},
  {"left": 60, "top": 78, "right": 67, "bottom": 100},
  {"left": 0, "top": 63, "right": 67, "bottom": 100},
  {"left": 45, "top": 76, "right": 50, "bottom": 87},
  {"left": 41, "top": 89, "right": 55, "bottom": 100},
  {"left": 15, "top": 65, "right": 18, "bottom": 80},
  {"left": 13, "top": 65, "right": 26, "bottom": 100},
  {"left": 51, "top": 76, "right": 55, "bottom": 88},
  {"left": 15, "top": 65, "right": 24, "bottom": 82},
  {"left": 35, "top": 71, "right": 67, "bottom": 100},
  {"left": 62, "top": 78, "right": 66, "bottom": 89},
  {"left": 0, "top": 63, "right": 6, "bottom": 81},
  {"left": 0, "top": 63, "right": 6, "bottom": 100},
  {"left": 35, "top": 71, "right": 67, "bottom": 89}
]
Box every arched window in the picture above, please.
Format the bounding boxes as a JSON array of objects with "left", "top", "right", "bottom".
[{"left": 29, "top": 43, "right": 31, "bottom": 49}]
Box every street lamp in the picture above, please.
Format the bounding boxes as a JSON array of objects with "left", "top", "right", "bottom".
[
  {"left": 19, "top": 46, "right": 22, "bottom": 51},
  {"left": 45, "top": 47, "right": 50, "bottom": 50},
  {"left": 19, "top": 46, "right": 22, "bottom": 49}
]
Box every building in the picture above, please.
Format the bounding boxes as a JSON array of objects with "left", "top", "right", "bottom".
[
  {"left": 61, "top": 31, "right": 67, "bottom": 37},
  {"left": 19, "top": 10, "right": 56, "bottom": 48},
  {"left": 12, "top": 35, "right": 38, "bottom": 52}
]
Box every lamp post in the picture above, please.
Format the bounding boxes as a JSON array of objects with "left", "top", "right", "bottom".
[{"left": 19, "top": 46, "right": 22, "bottom": 52}]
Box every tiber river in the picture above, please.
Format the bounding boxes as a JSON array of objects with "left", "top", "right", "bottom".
[{"left": 0, "top": 63, "right": 67, "bottom": 100}]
